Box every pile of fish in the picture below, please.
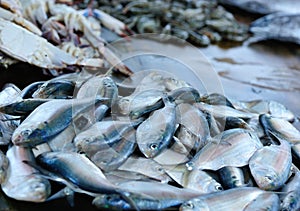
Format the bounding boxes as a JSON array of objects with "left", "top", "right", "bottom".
[
  {"left": 0, "top": 68, "right": 300, "bottom": 211},
  {"left": 94, "top": 0, "right": 249, "bottom": 45},
  {"left": 83, "top": 0, "right": 300, "bottom": 47}
]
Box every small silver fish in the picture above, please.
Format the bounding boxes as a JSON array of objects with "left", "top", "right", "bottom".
[
  {"left": 0, "top": 98, "right": 51, "bottom": 116},
  {"left": 118, "top": 157, "right": 171, "bottom": 183},
  {"left": 36, "top": 151, "right": 120, "bottom": 194},
  {"left": 90, "top": 128, "right": 136, "bottom": 171},
  {"left": 233, "top": 100, "right": 295, "bottom": 122},
  {"left": 182, "top": 169, "right": 223, "bottom": 193},
  {"left": 93, "top": 192, "right": 182, "bottom": 210},
  {"left": 180, "top": 187, "right": 271, "bottom": 211},
  {"left": 280, "top": 172, "right": 300, "bottom": 211},
  {"left": 176, "top": 103, "right": 210, "bottom": 150},
  {"left": 259, "top": 114, "right": 300, "bottom": 160},
  {"left": 249, "top": 133, "right": 292, "bottom": 190},
  {"left": 249, "top": 13, "right": 300, "bottom": 45},
  {"left": 76, "top": 75, "right": 118, "bottom": 106},
  {"left": 218, "top": 166, "right": 245, "bottom": 189},
  {"left": 117, "top": 89, "right": 163, "bottom": 119},
  {"left": 187, "top": 129, "right": 263, "bottom": 171},
  {"left": 73, "top": 119, "right": 138, "bottom": 154},
  {"left": 12, "top": 97, "right": 107, "bottom": 147},
  {"left": 136, "top": 96, "right": 176, "bottom": 158},
  {"left": 194, "top": 103, "right": 258, "bottom": 120},
  {"left": 2, "top": 146, "right": 51, "bottom": 202},
  {"left": 119, "top": 180, "right": 201, "bottom": 200},
  {"left": 32, "top": 80, "right": 75, "bottom": 99},
  {"left": 244, "top": 192, "right": 280, "bottom": 211}
]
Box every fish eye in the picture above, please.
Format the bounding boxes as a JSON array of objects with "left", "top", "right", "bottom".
[
  {"left": 157, "top": 167, "right": 164, "bottom": 173},
  {"left": 265, "top": 175, "right": 273, "bottom": 181},
  {"left": 215, "top": 185, "right": 223, "bottom": 191},
  {"left": 149, "top": 143, "right": 158, "bottom": 150},
  {"left": 21, "top": 129, "right": 32, "bottom": 137},
  {"left": 83, "top": 138, "right": 92, "bottom": 143},
  {"left": 184, "top": 201, "right": 194, "bottom": 209}
]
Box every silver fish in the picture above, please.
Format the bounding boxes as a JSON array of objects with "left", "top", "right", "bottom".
[
  {"left": 32, "top": 80, "right": 75, "bottom": 99},
  {"left": 180, "top": 187, "right": 271, "bottom": 211},
  {"left": 0, "top": 98, "right": 51, "bottom": 116},
  {"left": 186, "top": 128, "right": 263, "bottom": 171},
  {"left": 200, "top": 93, "right": 234, "bottom": 108},
  {"left": 20, "top": 81, "right": 45, "bottom": 98},
  {"left": 90, "top": 128, "right": 136, "bottom": 171},
  {"left": 136, "top": 97, "right": 176, "bottom": 158},
  {"left": 1, "top": 146, "right": 51, "bottom": 202},
  {"left": 153, "top": 147, "right": 190, "bottom": 165},
  {"left": 259, "top": 114, "right": 300, "bottom": 160},
  {"left": 249, "top": 133, "right": 292, "bottom": 190},
  {"left": 118, "top": 157, "right": 171, "bottom": 183},
  {"left": 280, "top": 172, "right": 300, "bottom": 211},
  {"left": 12, "top": 97, "right": 107, "bottom": 147},
  {"left": 182, "top": 168, "right": 223, "bottom": 193},
  {"left": 104, "top": 170, "right": 152, "bottom": 185},
  {"left": 36, "top": 151, "right": 120, "bottom": 194},
  {"left": 168, "top": 87, "right": 201, "bottom": 104},
  {"left": 176, "top": 103, "right": 210, "bottom": 150},
  {"left": 244, "top": 192, "right": 280, "bottom": 211},
  {"left": 233, "top": 100, "right": 295, "bottom": 122},
  {"left": 194, "top": 102, "right": 258, "bottom": 120},
  {"left": 0, "top": 149, "right": 8, "bottom": 184},
  {"left": 76, "top": 75, "right": 118, "bottom": 106},
  {"left": 224, "top": 116, "right": 251, "bottom": 130},
  {"left": 249, "top": 13, "right": 300, "bottom": 45},
  {"left": 218, "top": 166, "right": 245, "bottom": 189},
  {"left": 117, "top": 89, "right": 163, "bottom": 119},
  {"left": 73, "top": 120, "right": 138, "bottom": 154},
  {"left": 93, "top": 193, "right": 182, "bottom": 210},
  {"left": 164, "top": 77, "right": 191, "bottom": 92},
  {"left": 119, "top": 180, "right": 201, "bottom": 200}
]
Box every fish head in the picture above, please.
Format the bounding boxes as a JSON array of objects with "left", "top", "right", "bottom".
[
  {"left": 140, "top": 142, "right": 163, "bottom": 158},
  {"left": 180, "top": 198, "right": 209, "bottom": 211},
  {"left": 14, "top": 176, "right": 51, "bottom": 202},
  {"left": 251, "top": 168, "right": 280, "bottom": 190},
  {"left": 12, "top": 122, "right": 47, "bottom": 147},
  {"left": 205, "top": 180, "right": 223, "bottom": 193}
]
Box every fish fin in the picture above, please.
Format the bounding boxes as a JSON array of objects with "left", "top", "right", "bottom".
[
  {"left": 117, "top": 191, "right": 140, "bottom": 211},
  {"left": 46, "top": 187, "right": 75, "bottom": 207}
]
